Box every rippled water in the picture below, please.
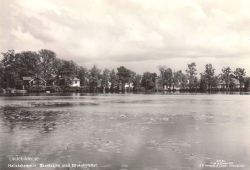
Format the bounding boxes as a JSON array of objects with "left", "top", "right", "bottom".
[{"left": 0, "top": 92, "right": 250, "bottom": 170}]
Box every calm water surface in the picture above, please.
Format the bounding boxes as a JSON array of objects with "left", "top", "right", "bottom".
[{"left": 0, "top": 92, "right": 250, "bottom": 170}]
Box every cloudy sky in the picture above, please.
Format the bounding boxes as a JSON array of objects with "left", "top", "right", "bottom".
[{"left": 1, "top": 0, "right": 250, "bottom": 75}]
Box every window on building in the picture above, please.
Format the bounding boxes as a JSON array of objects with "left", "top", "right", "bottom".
[{"left": 75, "top": 81, "right": 77, "bottom": 84}]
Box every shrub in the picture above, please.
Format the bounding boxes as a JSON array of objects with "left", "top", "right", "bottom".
[
  {"left": 28, "top": 86, "right": 46, "bottom": 92},
  {"left": 45, "top": 86, "right": 62, "bottom": 92}
]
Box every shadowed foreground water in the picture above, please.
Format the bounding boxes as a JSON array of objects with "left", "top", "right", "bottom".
[{"left": 0, "top": 93, "right": 250, "bottom": 170}]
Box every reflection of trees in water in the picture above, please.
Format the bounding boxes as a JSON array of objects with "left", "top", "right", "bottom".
[{"left": 1, "top": 107, "right": 59, "bottom": 133}]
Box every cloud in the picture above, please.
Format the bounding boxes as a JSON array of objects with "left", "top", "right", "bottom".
[{"left": 0, "top": 0, "right": 250, "bottom": 74}]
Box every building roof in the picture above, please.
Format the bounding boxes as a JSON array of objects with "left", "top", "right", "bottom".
[
  {"left": 23, "top": 76, "right": 47, "bottom": 84},
  {"left": 22, "top": 77, "right": 32, "bottom": 81},
  {"left": 72, "top": 78, "right": 80, "bottom": 81}
]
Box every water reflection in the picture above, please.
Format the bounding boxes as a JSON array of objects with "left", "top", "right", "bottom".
[
  {"left": 1, "top": 107, "right": 60, "bottom": 134},
  {"left": 0, "top": 94, "right": 250, "bottom": 169}
]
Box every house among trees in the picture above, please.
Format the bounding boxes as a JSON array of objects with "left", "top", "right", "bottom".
[
  {"left": 217, "top": 79, "right": 242, "bottom": 89},
  {"left": 154, "top": 76, "right": 182, "bottom": 91},
  {"left": 21, "top": 76, "right": 47, "bottom": 90},
  {"left": 1, "top": 49, "right": 249, "bottom": 93},
  {"left": 71, "top": 78, "right": 80, "bottom": 87},
  {"left": 30, "top": 76, "right": 47, "bottom": 87},
  {"left": 125, "top": 82, "right": 133, "bottom": 89}
]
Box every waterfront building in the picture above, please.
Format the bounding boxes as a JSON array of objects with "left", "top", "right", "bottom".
[
  {"left": 71, "top": 78, "right": 80, "bottom": 87},
  {"left": 22, "top": 76, "right": 47, "bottom": 89}
]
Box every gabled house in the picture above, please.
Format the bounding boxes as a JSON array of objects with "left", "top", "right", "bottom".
[
  {"left": 22, "top": 76, "right": 47, "bottom": 90},
  {"left": 30, "top": 77, "right": 47, "bottom": 87}
]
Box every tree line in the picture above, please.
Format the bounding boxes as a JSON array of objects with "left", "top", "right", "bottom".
[
  {"left": 158, "top": 63, "right": 248, "bottom": 91},
  {"left": 0, "top": 49, "right": 249, "bottom": 92}
]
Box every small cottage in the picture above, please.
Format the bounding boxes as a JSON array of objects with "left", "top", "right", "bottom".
[
  {"left": 71, "top": 78, "right": 80, "bottom": 87},
  {"left": 30, "top": 77, "right": 47, "bottom": 87},
  {"left": 22, "top": 76, "right": 47, "bottom": 90}
]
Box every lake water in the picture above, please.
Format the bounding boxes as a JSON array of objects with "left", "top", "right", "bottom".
[{"left": 0, "top": 92, "right": 250, "bottom": 170}]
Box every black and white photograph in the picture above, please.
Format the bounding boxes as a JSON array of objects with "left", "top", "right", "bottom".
[{"left": 0, "top": 0, "right": 250, "bottom": 169}]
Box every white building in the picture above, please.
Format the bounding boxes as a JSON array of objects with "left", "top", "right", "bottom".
[
  {"left": 125, "top": 82, "right": 134, "bottom": 88},
  {"left": 71, "top": 78, "right": 80, "bottom": 87}
]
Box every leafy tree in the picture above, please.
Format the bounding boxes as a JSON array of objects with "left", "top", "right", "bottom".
[
  {"left": 141, "top": 72, "right": 156, "bottom": 90},
  {"left": 200, "top": 74, "right": 207, "bottom": 91},
  {"left": 0, "top": 62, "right": 4, "bottom": 88},
  {"left": 1, "top": 50, "right": 15, "bottom": 67},
  {"left": 233, "top": 68, "right": 246, "bottom": 90},
  {"left": 186, "top": 62, "right": 197, "bottom": 89},
  {"left": 43, "top": 58, "right": 63, "bottom": 86},
  {"left": 132, "top": 74, "right": 142, "bottom": 92},
  {"left": 219, "top": 67, "right": 232, "bottom": 89},
  {"left": 158, "top": 65, "right": 167, "bottom": 88},
  {"left": 109, "top": 69, "right": 118, "bottom": 92},
  {"left": 53, "top": 58, "right": 63, "bottom": 73},
  {"left": 211, "top": 76, "right": 220, "bottom": 89},
  {"left": 244, "top": 77, "right": 250, "bottom": 91},
  {"left": 164, "top": 68, "right": 173, "bottom": 89},
  {"left": 56, "top": 60, "right": 77, "bottom": 88},
  {"left": 39, "top": 49, "right": 57, "bottom": 78},
  {"left": 193, "top": 77, "right": 200, "bottom": 89},
  {"left": 229, "top": 77, "right": 236, "bottom": 89},
  {"left": 1, "top": 50, "right": 19, "bottom": 88},
  {"left": 15, "top": 51, "right": 41, "bottom": 77},
  {"left": 173, "top": 71, "right": 180, "bottom": 88},
  {"left": 180, "top": 72, "right": 188, "bottom": 88},
  {"left": 127, "top": 71, "right": 136, "bottom": 92},
  {"left": 77, "top": 66, "right": 88, "bottom": 87},
  {"left": 172, "top": 70, "right": 189, "bottom": 89},
  {"left": 101, "top": 68, "right": 110, "bottom": 91},
  {"left": 117, "top": 66, "right": 133, "bottom": 92},
  {"left": 202, "top": 64, "right": 216, "bottom": 90},
  {"left": 88, "top": 65, "right": 101, "bottom": 92}
]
